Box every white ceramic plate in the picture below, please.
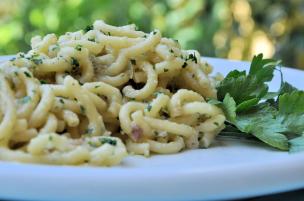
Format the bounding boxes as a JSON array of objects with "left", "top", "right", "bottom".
[{"left": 0, "top": 56, "right": 303, "bottom": 201}]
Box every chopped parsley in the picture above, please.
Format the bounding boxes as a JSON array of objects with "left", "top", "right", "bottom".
[
  {"left": 80, "top": 105, "right": 86, "bottom": 114},
  {"left": 99, "top": 138, "right": 117, "bottom": 146},
  {"left": 27, "top": 53, "right": 43, "bottom": 65},
  {"left": 24, "top": 71, "right": 32, "bottom": 78},
  {"left": 169, "top": 49, "right": 174, "bottom": 53},
  {"left": 88, "top": 38, "right": 95, "bottom": 42},
  {"left": 71, "top": 57, "right": 80, "bottom": 73},
  {"left": 59, "top": 98, "right": 65, "bottom": 104},
  {"left": 75, "top": 44, "right": 82, "bottom": 51},
  {"left": 182, "top": 62, "right": 187, "bottom": 68},
  {"left": 153, "top": 30, "right": 157, "bottom": 35},
  {"left": 187, "top": 53, "right": 197, "bottom": 63},
  {"left": 49, "top": 136, "right": 53, "bottom": 141},
  {"left": 94, "top": 85, "right": 100, "bottom": 88},
  {"left": 163, "top": 68, "right": 168, "bottom": 72}
]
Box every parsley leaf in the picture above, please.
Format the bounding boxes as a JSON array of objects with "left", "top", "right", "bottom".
[
  {"left": 215, "top": 53, "right": 304, "bottom": 151},
  {"left": 289, "top": 136, "right": 304, "bottom": 153},
  {"left": 279, "top": 91, "right": 304, "bottom": 115},
  {"left": 99, "top": 137, "right": 117, "bottom": 146},
  {"left": 235, "top": 103, "right": 288, "bottom": 150},
  {"left": 217, "top": 54, "right": 280, "bottom": 112},
  {"left": 221, "top": 93, "right": 237, "bottom": 123},
  {"left": 278, "top": 91, "right": 304, "bottom": 135}
]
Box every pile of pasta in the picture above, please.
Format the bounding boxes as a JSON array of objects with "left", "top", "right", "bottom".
[{"left": 0, "top": 20, "right": 225, "bottom": 166}]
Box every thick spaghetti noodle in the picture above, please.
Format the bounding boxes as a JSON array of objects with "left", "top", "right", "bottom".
[{"left": 0, "top": 20, "right": 225, "bottom": 166}]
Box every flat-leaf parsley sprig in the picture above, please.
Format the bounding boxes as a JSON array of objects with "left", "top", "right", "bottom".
[{"left": 212, "top": 53, "right": 304, "bottom": 152}]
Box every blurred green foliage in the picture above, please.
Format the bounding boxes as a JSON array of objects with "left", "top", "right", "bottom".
[{"left": 0, "top": 0, "right": 303, "bottom": 68}]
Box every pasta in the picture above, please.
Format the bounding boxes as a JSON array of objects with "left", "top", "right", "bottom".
[{"left": 0, "top": 20, "right": 225, "bottom": 166}]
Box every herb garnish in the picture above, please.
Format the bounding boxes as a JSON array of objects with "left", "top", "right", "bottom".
[
  {"left": 71, "top": 57, "right": 80, "bottom": 73},
  {"left": 24, "top": 71, "right": 32, "bottom": 78},
  {"left": 75, "top": 44, "right": 82, "bottom": 51},
  {"left": 187, "top": 53, "right": 197, "bottom": 63},
  {"left": 99, "top": 138, "right": 117, "bottom": 146},
  {"left": 213, "top": 53, "right": 304, "bottom": 152},
  {"left": 80, "top": 105, "right": 86, "bottom": 114}
]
